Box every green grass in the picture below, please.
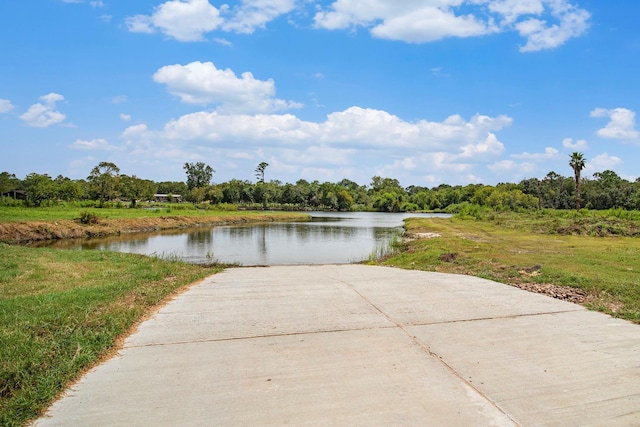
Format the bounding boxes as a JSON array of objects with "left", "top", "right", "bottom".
[
  {"left": 376, "top": 211, "right": 640, "bottom": 323},
  {"left": 0, "top": 244, "right": 218, "bottom": 426},
  {"left": 0, "top": 204, "right": 293, "bottom": 223}
]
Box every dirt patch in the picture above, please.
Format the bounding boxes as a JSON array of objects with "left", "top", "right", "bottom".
[{"left": 508, "top": 281, "right": 593, "bottom": 304}]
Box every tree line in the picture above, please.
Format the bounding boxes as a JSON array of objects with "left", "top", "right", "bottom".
[{"left": 2, "top": 157, "right": 640, "bottom": 212}]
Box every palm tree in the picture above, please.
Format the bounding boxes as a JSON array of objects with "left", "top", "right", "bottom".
[{"left": 569, "top": 152, "right": 586, "bottom": 210}]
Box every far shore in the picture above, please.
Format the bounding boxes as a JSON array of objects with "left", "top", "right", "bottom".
[{"left": 0, "top": 212, "right": 309, "bottom": 244}]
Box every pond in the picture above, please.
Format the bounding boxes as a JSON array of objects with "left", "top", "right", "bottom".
[{"left": 40, "top": 212, "right": 449, "bottom": 266}]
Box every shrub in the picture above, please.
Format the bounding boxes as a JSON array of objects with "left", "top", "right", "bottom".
[{"left": 78, "top": 211, "right": 100, "bottom": 225}]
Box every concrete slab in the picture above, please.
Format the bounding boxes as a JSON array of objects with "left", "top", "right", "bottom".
[
  {"left": 409, "top": 310, "right": 640, "bottom": 426},
  {"left": 126, "top": 266, "right": 393, "bottom": 346},
  {"left": 34, "top": 265, "right": 640, "bottom": 426}
]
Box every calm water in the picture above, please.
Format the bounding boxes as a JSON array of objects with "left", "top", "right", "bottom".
[{"left": 40, "top": 212, "right": 449, "bottom": 266}]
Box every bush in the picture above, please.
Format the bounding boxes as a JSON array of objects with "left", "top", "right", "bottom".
[
  {"left": 206, "top": 203, "right": 238, "bottom": 211},
  {"left": 0, "top": 197, "right": 24, "bottom": 207},
  {"left": 77, "top": 211, "right": 100, "bottom": 225},
  {"left": 446, "top": 202, "right": 489, "bottom": 220}
]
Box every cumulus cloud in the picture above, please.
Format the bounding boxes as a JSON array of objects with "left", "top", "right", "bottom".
[
  {"left": 0, "top": 99, "right": 14, "bottom": 113},
  {"left": 120, "top": 113, "right": 132, "bottom": 121},
  {"left": 314, "top": 0, "right": 590, "bottom": 51},
  {"left": 590, "top": 107, "right": 640, "bottom": 142},
  {"left": 562, "top": 137, "right": 588, "bottom": 150},
  {"left": 126, "top": 0, "right": 297, "bottom": 41},
  {"left": 126, "top": 0, "right": 223, "bottom": 42},
  {"left": 20, "top": 93, "right": 66, "bottom": 128},
  {"left": 458, "top": 133, "right": 505, "bottom": 160},
  {"left": 112, "top": 100, "right": 516, "bottom": 185},
  {"left": 122, "top": 123, "right": 154, "bottom": 140},
  {"left": 160, "top": 106, "right": 512, "bottom": 158},
  {"left": 69, "top": 138, "right": 118, "bottom": 151},
  {"left": 511, "top": 146, "right": 560, "bottom": 160},
  {"left": 515, "top": 3, "right": 590, "bottom": 52},
  {"left": 584, "top": 153, "right": 622, "bottom": 175},
  {"left": 153, "top": 61, "right": 302, "bottom": 113},
  {"left": 222, "top": 0, "right": 297, "bottom": 34}
]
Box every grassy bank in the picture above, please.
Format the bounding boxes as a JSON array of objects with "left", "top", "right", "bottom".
[
  {"left": 0, "top": 206, "right": 308, "bottom": 244},
  {"left": 0, "top": 244, "right": 220, "bottom": 426},
  {"left": 376, "top": 210, "right": 640, "bottom": 323}
]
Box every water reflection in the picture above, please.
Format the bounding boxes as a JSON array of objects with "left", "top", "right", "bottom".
[{"left": 37, "top": 212, "right": 449, "bottom": 265}]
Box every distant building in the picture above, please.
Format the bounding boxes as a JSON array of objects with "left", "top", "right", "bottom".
[{"left": 153, "top": 194, "right": 182, "bottom": 203}]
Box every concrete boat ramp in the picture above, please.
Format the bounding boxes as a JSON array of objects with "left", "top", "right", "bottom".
[{"left": 34, "top": 265, "right": 640, "bottom": 426}]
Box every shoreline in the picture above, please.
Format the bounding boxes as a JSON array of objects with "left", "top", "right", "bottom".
[{"left": 0, "top": 213, "right": 308, "bottom": 244}]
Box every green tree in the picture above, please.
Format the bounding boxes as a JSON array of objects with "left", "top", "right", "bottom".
[
  {"left": 569, "top": 152, "right": 586, "bottom": 210},
  {"left": 88, "top": 162, "right": 120, "bottom": 207},
  {"left": 184, "top": 162, "right": 214, "bottom": 190},
  {"left": 255, "top": 162, "right": 269, "bottom": 184},
  {"left": 157, "top": 181, "right": 188, "bottom": 197},
  {"left": 23, "top": 173, "right": 56, "bottom": 206},
  {"left": 0, "top": 172, "right": 21, "bottom": 198},
  {"left": 120, "top": 175, "right": 156, "bottom": 207},
  {"left": 54, "top": 175, "right": 83, "bottom": 201}
]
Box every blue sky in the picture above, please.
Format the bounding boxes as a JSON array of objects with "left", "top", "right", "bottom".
[{"left": 1, "top": 0, "right": 639, "bottom": 187}]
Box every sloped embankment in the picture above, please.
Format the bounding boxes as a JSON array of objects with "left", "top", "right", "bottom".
[{"left": 0, "top": 214, "right": 306, "bottom": 244}]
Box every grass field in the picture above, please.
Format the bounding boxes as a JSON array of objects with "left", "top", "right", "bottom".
[
  {"left": 377, "top": 210, "right": 640, "bottom": 323},
  {"left": 0, "top": 244, "right": 219, "bottom": 426},
  {"left": 0, "top": 204, "right": 284, "bottom": 222}
]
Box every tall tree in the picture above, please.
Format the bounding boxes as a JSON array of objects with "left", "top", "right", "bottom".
[
  {"left": 255, "top": 162, "right": 269, "bottom": 184},
  {"left": 0, "top": 172, "right": 20, "bottom": 196},
  {"left": 88, "top": 162, "right": 120, "bottom": 207},
  {"left": 23, "top": 173, "right": 55, "bottom": 206},
  {"left": 569, "top": 152, "right": 586, "bottom": 210},
  {"left": 184, "top": 162, "right": 214, "bottom": 190},
  {"left": 120, "top": 175, "right": 156, "bottom": 207}
]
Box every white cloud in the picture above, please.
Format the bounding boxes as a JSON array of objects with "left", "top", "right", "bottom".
[
  {"left": 153, "top": 61, "right": 302, "bottom": 113},
  {"left": 112, "top": 95, "right": 128, "bottom": 104},
  {"left": 160, "top": 107, "right": 512, "bottom": 158},
  {"left": 0, "top": 99, "right": 14, "bottom": 113},
  {"left": 120, "top": 113, "right": 132, "bottom": 121},
  {"left": 69, "top": 138, "right": 118, "bottom": 151},
  {"left": 214, "top": 38, "right": 233, "bottom": 47},
  {"left": 122, "top": 123, "right": 153, "bottom": 139},
  {"left": 562, "top": 137, "right": 588, "bottom": 150},
  {"left": 314, "top": 1, "right": 495, "bottom": 43},
  {"left": 126, "top": 0, "right": 297, "bottom": 41},
  {"left": 515, "top": 3, "right": 590, "bottom": 52},
  {"left": 126, "top": 0, "right": 223, "bottom": 42},
  {"left": 590, "top": 107, "right": 640, "bottom": 142},
  {"left": 20, "top": 93, "right": 66, "bottom": 128},
  {"left": 222, "top": 0, "right": 297, "bottom": 34},
  {"left": 511, "top": 146, "right": 560, "bottom": 160},
  {"left": 584, "top": 153, "right": 622, "bottom": 175},
  {"left": 314, "top": 0, "right": 590, "bottom": 51},
  {"left": 458, "top": 133, "right": 505, "bottom": 160}
]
